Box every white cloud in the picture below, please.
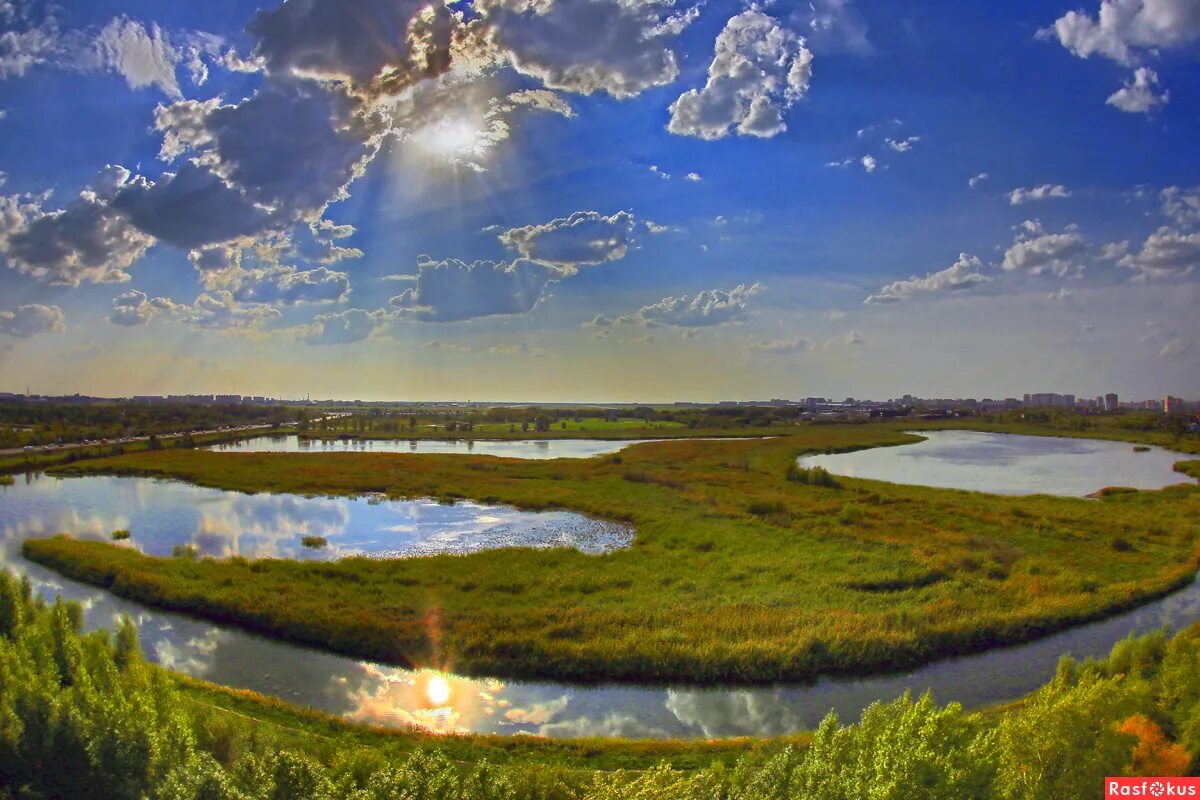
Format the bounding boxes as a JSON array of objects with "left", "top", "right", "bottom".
[
  {"left": 885, "top": 136, "right": 920, "bottom": 153},
  {"left": 648, "top": 219, "right": 686, "bottom": 235},
  {"left": 865, "top": 253, "right": 989, "bottom": 304},
  {"left": 968, "top": 172, "right": 989, "bottom": 188},
  {"left": 247, "top": 0, "right": 456, "bottom": 88},
  {"left": 188, "top": 244, "right": 241, "bottom": 287},
  {"left": 176, "top": 290, "right": 281, "bottom": 330},
  {"left": 806, "top": 0, "right": 872, "bottom": 55},
  {"left": 1002, "top": 222, "right": 1087, "bottom": 277},
  {"left": 1118, "top": 226, "right": 1199, "bottom": 279},
  {"left": 1042, "top": 1, "right": 1197, "bottom": 109},
  {"left": 0, "top": 13, "right": 58, "bottom": 79},
  {"left": 107, "top": 284, "right": 279, "bottom": 332},
  {"left": 303, "top": 308, "right": 390, "bottom": 345},
  {"left": 232, "top": 265, "right": 351, "bottom": 306},
  {"left": 614, "top": 283, "right": 761, "bottom": 328},
  {"left": 0, "top": 8, "right": 224, "bottom": 97},
  {"left": 92, "top": 16, "right": 182, "bottom": 98},
  {"left": 749, "top": 336, "right": 810, "bottom": 354},
  {"left": 685, "top": 172, "right": 703, "bottom": 182},
  {"left": 390, "top": 257, "right": 565, "bottom": 322},
  {"left": 1106, "top": 66, "right": 1169, "bottom": 113},
  {"left": 153, "top": 81, "right": 383, "bottom": 223},
  {"left": 861, "top": 155, "right": 877, "bottom": 173},
  {"left": 0, "top": 167, "right": 155, "bottom": 286},
  {"left": 1161, "top": 186, "right": 1200, "bottom": 226},
  {"left": 668, "top": 9, "right": 812, "bottom": 140},
  {"left": 479, "top": 0, "right": 697, "bottom": 99},
  {"left": 108, "top": 290, "right": 181, "bottom": 327},
  {"left": 498, "top": 210, "right": 636, "bottom": 268},
  {"left": 0, "top": 303, "right": 64, "bottom": 337},
  {"left": 1159, "top": 337, "right": 1188, "bottom": 358},
  {"left": 1100, "top": 240, "right": 1131, "bottom": 260},
  {"left": 1008, "top": 184, "right": 1072, "bottom": 205},
  {"left": 845, "top": 330, "right": 865, "bottom": 345},
  {"left": 856, "top": 119, "right": 902, "bottom": 139},
  {"left": 1042, "top": 0, "right": 1200, "bottom": 65}
]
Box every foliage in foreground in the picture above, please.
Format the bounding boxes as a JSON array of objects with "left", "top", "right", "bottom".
[{"left": 2, "top": 571, "right": 1199, "bottom": 799}]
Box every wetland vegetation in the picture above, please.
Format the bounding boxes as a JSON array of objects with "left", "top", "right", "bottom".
[{"left": 23, "top": 422, "right": 1200, "bottom": 684}]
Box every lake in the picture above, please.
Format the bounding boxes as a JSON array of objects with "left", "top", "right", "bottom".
[
  {"left": 798, "top": 430, "right": 1195, "bottom": 496},
  {"left": 0, "top": 473, "right": 631, "bottom": 561},
  {"left": 210, "top": 435, "right": 666, "bottom": 459}
]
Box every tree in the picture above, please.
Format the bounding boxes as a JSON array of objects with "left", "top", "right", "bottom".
[{"left": 1118, "top": 714, "right": 1191, "bottom": 776}]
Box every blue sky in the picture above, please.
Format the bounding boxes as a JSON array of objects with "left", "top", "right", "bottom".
[{"left": 0, "top": 0, "right": 1197, "bottom": 402}]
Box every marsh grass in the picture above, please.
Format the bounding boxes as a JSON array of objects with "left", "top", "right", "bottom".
[{"left": 24, "top": 423, "right": 1200, "bottom": 684}]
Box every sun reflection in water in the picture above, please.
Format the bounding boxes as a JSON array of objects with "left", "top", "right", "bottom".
[{"left": 426, "top": 673, "right": 451, "bottom": 706}]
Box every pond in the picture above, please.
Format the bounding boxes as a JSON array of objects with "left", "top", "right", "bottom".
[
  {"left": 0, "top": 473, "right": 632, "bottom": 561},
  {"left": 4, "top": 465, "right": 1200, "bottom": 739},
  {"left": 210, "top": 435, "right": 665, "bottom": 459},
  {"left": 798, "top": 430, "right": 1195, "bottom": 497}
]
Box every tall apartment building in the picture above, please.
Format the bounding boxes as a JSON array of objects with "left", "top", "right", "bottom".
[{"left": 1104, "top": 393, "right": 1119, "bottom": 412}]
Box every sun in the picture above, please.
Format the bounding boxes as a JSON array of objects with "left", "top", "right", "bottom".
[
  {"left": 425, "top": 674, "right": 451, "bottom": 706},
  {"left": 409, "top": 115, "right": 486, "bottom": 161}
]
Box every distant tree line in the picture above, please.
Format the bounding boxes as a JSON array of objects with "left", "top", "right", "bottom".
[{"left": 0, "top": 401, "right": 299, "bottom": 449}]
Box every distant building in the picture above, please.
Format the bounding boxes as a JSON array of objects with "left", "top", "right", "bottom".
[
  {"left": 1024, "top": 393, "right": 1075, "bottom": 408},
  {"left": 1164, "top": 396, "right": 1184, "bottom": 414},
  {"left": 1104, "top": 393, "right": 1119, "bottom": 412}
]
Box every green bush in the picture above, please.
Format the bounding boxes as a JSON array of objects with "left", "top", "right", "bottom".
[{"left": 786, "top": 463, "right": 841, "bottom": 488}]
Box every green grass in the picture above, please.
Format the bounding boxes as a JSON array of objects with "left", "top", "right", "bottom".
[{"left": 23, "top": 422, "right": 1200, "bottom": 685}]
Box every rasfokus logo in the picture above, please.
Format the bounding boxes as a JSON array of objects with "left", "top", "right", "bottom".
[{"left": 1106, "top": 778, "right": 1200, "bottom": 798}]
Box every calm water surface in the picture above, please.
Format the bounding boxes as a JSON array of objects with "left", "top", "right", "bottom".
[
  {"left": 212, "top": 435, "right": 666, "bottom": 459},
  {"left": 799, "top": 430, "right": 1195, "bottom": 496},
  {"left": 4, "top": 430, "right": 1199, "bottom": 739}
]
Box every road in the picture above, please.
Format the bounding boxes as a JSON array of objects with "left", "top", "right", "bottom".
[{"left": 0, "top": 422, "right": 292, "bottom": 458}]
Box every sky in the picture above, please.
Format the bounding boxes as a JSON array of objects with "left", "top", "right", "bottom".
[{"left": 0, "top": 0, "right": 1197, "bottom": 403}]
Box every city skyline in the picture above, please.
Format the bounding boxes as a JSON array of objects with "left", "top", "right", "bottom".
[
  {"left": 0, "top": 0, "right": 1197, "bottom": 401},
  {"left": 2, "top": 387, "right": 1196, "bottom": 409}
]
